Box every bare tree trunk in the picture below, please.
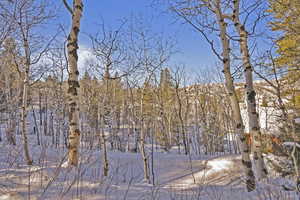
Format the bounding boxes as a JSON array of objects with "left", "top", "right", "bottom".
[
  {"left": 56, "top": 119, "right": 60, "bottom": 148},
  {"left": 18, "top": 33, "right": 34, "bottom": 165},
  {"left": 4, "top": 71, "right": 16, "bottom": 145},
  {"left": 44, "top": 94, "right": 48, "bottom": 136},
  {"left": 21, "top": 53, "right": 32, "bottom": 165},
  {"left": 215, "top": 0, "right": 255, "bottom": 191},
  {"left": 50, "top": 112, "right": 54, "bottom": 145},
  {"left": 175, "top": 84, "right": 188, "bottom": 155},
  {"left": 65, "top": 0, "right": 83, "bottom": 166},
  {"left": 98, "top": 104, "right": 109, "bottom": 177},
  {"left": 167, "top": 116, "right": 172, "bottom": 149},
  {"left": 6, "top": 119, "right": 16, "bottom": 145},
  {"left": 101, "top": 125, "right": 109, "bottom": 177},
  {"left": 140, "top": 93, "right": 150, "bottom": 183},
  {"left": 31, "top": 106, "right": 40, "bottom": 145},
  {"left": 39, "top": 90, "right": 43, "bottom": 146},
  {"left": 232, "top": 0, "right": 267, "bottom": 180},
  {"left": 62, "top": 105, "right": 68, "bottom": 149}
]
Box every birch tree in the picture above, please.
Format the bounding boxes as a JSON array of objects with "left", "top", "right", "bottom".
[
  {"left": 0, "top": 0, "right": 56, "bottom": 165},
  {"left": 229, "top": 0, "right": 268, "bottom": 180},
  {"left": 62, "top": 0, "right": 83, "bottom": 166},
  {"left": 167, "top": 0, "right": 256, "bottom": 191},
  {"left": 139, "top": 82, "right": 152, "bottom": 183}
]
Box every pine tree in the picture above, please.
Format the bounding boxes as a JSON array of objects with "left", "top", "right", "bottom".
[{"left": 269, "top": 0, "right": 300, "bottom": 70}]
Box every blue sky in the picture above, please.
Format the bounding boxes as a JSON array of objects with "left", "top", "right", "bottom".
[
  {"left": 57, "top": 0, "right": 217, "bottom": 74},
  {"left": 55, "top": 0, "right": 274, "bottom": 80}
]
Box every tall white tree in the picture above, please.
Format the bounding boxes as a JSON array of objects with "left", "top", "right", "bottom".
[
  {"left": 62, "top": 0, "right": 83, "bottom": 166},
  {"left": 231, "top": 0, "right": 268, "bottom": 180},
  {"left": 167, "top": 0, "right": 256, "bottom": 191}
]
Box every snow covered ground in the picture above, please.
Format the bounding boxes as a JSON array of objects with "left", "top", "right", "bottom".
[{"left": 0, "top": 137, "right": 298, "bottom": 200}]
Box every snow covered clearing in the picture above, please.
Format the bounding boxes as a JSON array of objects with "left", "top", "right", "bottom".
[{"left": 0, "top": 139, "right": 298, "bottom": 200}]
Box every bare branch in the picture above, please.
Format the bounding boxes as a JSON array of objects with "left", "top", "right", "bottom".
[
  {"left": 171, "top": 7, "right": 222, "bottom": 61},
  {"left": 62, "top": 0, "right": 73, "bottom": 15}
]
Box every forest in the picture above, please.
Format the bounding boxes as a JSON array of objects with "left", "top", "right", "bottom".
[{"left": 0, "top": 0, "right": 300, "bottom": 199}]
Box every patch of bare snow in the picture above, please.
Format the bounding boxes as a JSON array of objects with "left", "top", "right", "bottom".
[{"left": 165, "top": 156, "right": 241, "bottom": 190}]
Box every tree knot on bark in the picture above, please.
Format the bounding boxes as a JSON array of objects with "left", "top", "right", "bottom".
[
  {"left": 70, "top": 122, "right": 77, "bottom": 126},
  {"left": 75, "top": 4, "right": 83, "bottom": 11},
  {"left": 74, "top": 129, "right": 80, "bottom": 136},
  {"left": 67, "top": 87, "right": 77, "bottom": 95},
  {"left": 73, "top": 26, "right": 80, "bottom": 35},
  {"left": 242, "top": 159, "right": 252, "bottom": 168},
  {"left": 245, "top": 65, "right": 252, "bottom": 71},
  {"left": 67, "top": 41, "right": 78, "bottom": 49},
  {"left": 68, "top": 79, "right": 80, "bottom": 87},
  {"left": 69, "top": 49, "right": 79, "bottom": 61},
  {"left": 247, "top": 90, "right": 256, "bottom": 102}
]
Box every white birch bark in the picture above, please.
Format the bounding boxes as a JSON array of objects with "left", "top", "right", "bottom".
[
  {"left": 65, "top": 0, "right": 83, "bottom": 166},
  {"left": 21, "top": 39, "right": 32, "bottom": 165},
  {"left": 98, "top": 103, "right": 109, "bottom": 176},
  {"left": 214, "top": 0, "right": 255, "bottom": 191},
  {"left": 140, "top": 89, "right": 150, "bottom": 183},
  {"left": 232, "top": 0, "right": 267, "bottom": 180}
]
